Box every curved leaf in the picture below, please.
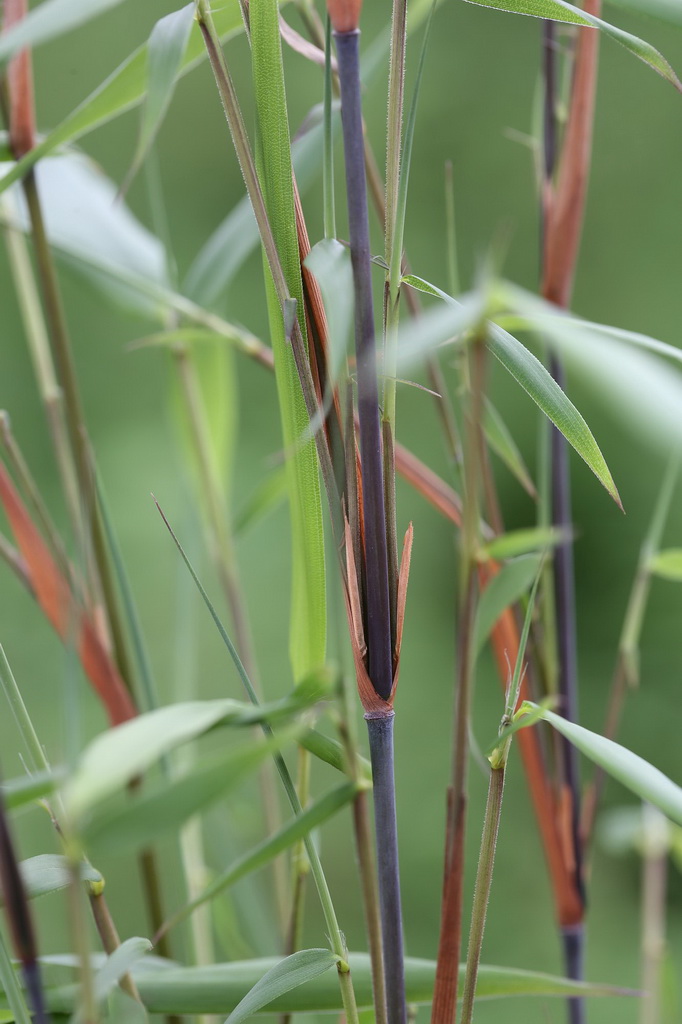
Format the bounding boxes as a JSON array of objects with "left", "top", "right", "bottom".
[
  {"left": 37, "top": 956, "right": 636, "bottom": 1016},
  {"left": 125, "top": 4, "right": 195, "bottom": 187},
  {"left": 65, "top": 694, "right": 319, "bottom": 821},
  {"left": 462, "top": 0, "right": 682, "bottom": 90},
  {"left": 0, "top": 0, "right": 130, "bottom": 65},
  {"left": 650, "top": 549, "right": 682, "bottom": 582},
  {"left": 92, "top": 938, "right": 152, "bottom": 1002},
  {"left": 168, "top": 781, "right": 363, "bottom": 931},
  {"left": 0, "top": 856, "right": 102, "bottom": 904},
  {"left": 487, "top": 323, "right": 621, "bottom": 506},
  {"left": 1, "top": 770, "right": 61, "bottom": 810},
  {"left": 474, "top": 555, "right": 541, "bottom": 656},
  {"left": 226, "top": 950, "right": 340, "bottom": 1024},
  {"left": 0, "top": 4, "right": 251, "bottom": 196},
  {"left": 84, "top": 729, "right": 301, "bottom": 855},
  {"left": 521, "top": 702, "right": 682, "bottom": 825}
]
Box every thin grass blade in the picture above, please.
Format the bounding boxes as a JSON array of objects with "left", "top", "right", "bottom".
[
  {"left": 461, "top": 0, "right": 682, "bottom": 89},
  {"left": 226, "top": 949, "right": 340, "bottom": 1024},
  {"left": 124, "top": 4, "right": 195, "bottom": 189}
]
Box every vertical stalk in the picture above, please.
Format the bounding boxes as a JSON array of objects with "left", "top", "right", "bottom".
[
  {"left": 330, "top": 7, "right": 406, "bottom": 1021},
  {"left": 0, "top": 792, "right": 49, "bottom": 1024},
  {"left": 431, "top": 339, "right": 485, "bottom": 1024},
  {"left": 366, "top": 714, "right": 405, "bottom": 1024},
  {"left": 640, "top": 804, "right": 668, "bottom": 1024},
  {"left": 541, "top": 8, "right": 602, "bottom": 1015},
  {"left": 458, "top": 766, "right": 505, "bottom": 1024},
  {"left": 334, "top": 26, "right": 394, "bottom": 702}
]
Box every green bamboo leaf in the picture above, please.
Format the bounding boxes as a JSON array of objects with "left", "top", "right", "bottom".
[
  {"left": 474, "top": 555, "right": 542, "bottom": 656},
  {"left": 521, "top": 702, "right": 682, "bottom": 825},
  {"left": 605, "top": 0, "right": 682, "bottom": 27},
  {"left": 479, "top": 526, "right": 570, "bottom": 561},
  {"left": 649, "top": 549, "right": 682, "bottom": 582},
  {"left": 33, "top": 957, "right": 635, "bottom": 1016},
  {"left": 0, "top": 4, "right": 251, "bottom": 197},
  {"left": 169, "top": 781, "right": 363, "bottom": 929},
  {"left": 487, "top": 322, "right": 621, "bottom": 506},
  {"left": 65, "top": 694, "right": 321, "bottom": 821},
  {"left": 0, "top": 0, "right": 131, "bottom": 65},
  {"left": 83, "top": 728, "right": 301, "bottom": 855},
  {"left": 395, "top": 290, "right": 487, "bottom": 370},
  {"left": 304, "top": 239, "right": 353, "bottom": 392},
  {"left": 251, "top": 0, "right": 326, "bottom": 681},
  {"left": 403, "top": 276, "right": 620, "bottom": 502},
  {"left": 226, "top": 949, "right": 340, "bottom": 1024},
  {"left": 502, "top": 285, "right": 682, "bottom": 369},
  {"left": 92, "top": 938, "right": 152, "bottom": 1003},
  {"left": 125, "top": 4, "right": 195, "bottom": 188},
  {"left": 461, "top": 0, "right": 682, "bottom": 90},
  {"left": 1, "top": 770, "right": 61, "bottom": 810},
  {"left": 301, "top": 729, "right": 372, "bottom": 781},
  {"left": 483, "top": 399, "right": 536, "bottom": 498},
  {"left": 503, "top": 288, "right": 682, "bottom": 455},
  {"left": 1, "top": 151, "right": 168, "bottom": 317},
  {"left": 0, "top": 856, "right": 102, "bottom": 904}
]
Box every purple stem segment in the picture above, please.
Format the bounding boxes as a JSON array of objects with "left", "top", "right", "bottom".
[
  {"left": 366, "top": 714, "right": 407, "bottom": 1024},
  {"left": 543, "top": 22, "right": 586, "bottom": 1012},
  {"left": 0, "top": 795, "right": 50, "bottom": 1024},
  {"left": 561, "top": 923, "right": 586, "bottom": 1024},
  {"left": 334, "top": 27, "right": 394, "bottom": 702}
]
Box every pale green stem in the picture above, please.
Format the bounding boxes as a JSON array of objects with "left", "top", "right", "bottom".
[
  {"left": 1, "top": 196, "right": 81, "bottom": 537},
  {"left": 640, "top": 803, "right": 668, "bottom": 1024},
  {"left": 459, "top": 766, "right": 506, "bottom": 1024},
  {"left": 444, "top": 160, "right": 460, "bottom": 297},
  {"left": 0, "top": 927, "right": 32, "bottom": 1024}
]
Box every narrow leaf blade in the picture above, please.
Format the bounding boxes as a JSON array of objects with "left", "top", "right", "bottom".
[{"left": 226, "top": 949, "right": 339, "bottom": 1024}]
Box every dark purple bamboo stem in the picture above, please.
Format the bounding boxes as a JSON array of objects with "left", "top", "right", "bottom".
[
  {"left": 0, "top": 792, "right": 49, "bottom": 1023},
  {"left": 366, "top": 714, "right": 406, "bottom": 1024},
  {"left": 542, "top": 24, "right": 586, "bottom": 1021},
  {"left": 335, "top": 28, "right": 394, "bottom": 702}
]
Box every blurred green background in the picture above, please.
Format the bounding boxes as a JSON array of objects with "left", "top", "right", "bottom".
[{"left": 1, "top": 1, "right": 682, "bottom": 1021}]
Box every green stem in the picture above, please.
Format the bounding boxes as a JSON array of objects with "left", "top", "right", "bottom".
[
  {"left": 431, "top": 339, "right": 485, "bottom": 1024},
  {"left": 1, "top": 199, "right": 81, "bottom": 536},
  {"left": 459, "top": 766, "right": 506, "bottom": 1024},
  {"left": 639, "top": 804, "right": 668, "bottom": 1024},
  {"left": 0, "top": 926, "right": 32, "bottom": 1024}
]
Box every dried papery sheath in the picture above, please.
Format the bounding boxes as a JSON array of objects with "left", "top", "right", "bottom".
[
  {"left": 326, "top": 0, "right": 363, "bottom": 33},
  {"left": 3, "top": 0, "right": 36, "bottom": 158}
]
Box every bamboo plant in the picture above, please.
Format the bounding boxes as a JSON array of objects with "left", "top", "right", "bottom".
[{"left": 0, "top": 2, "right": 682, "bottom": 1024}]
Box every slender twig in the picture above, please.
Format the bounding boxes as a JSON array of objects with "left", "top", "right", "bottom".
[
  {"left": 431, "top": 338, "right": 486, "bottom": 1024},
  {"left": 582, "top": 454, "right": 679, "bottom": 846},
  {"left": 459, "top": 765, "right": 505, "bottom": 1024},
  {"left": 639, "top": 804, "right": 668, "bottom": 1024}
]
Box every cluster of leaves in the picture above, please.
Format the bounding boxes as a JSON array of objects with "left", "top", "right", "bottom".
[{"left": 0, "top": 0, "right": 682, "bottom": 1022}]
